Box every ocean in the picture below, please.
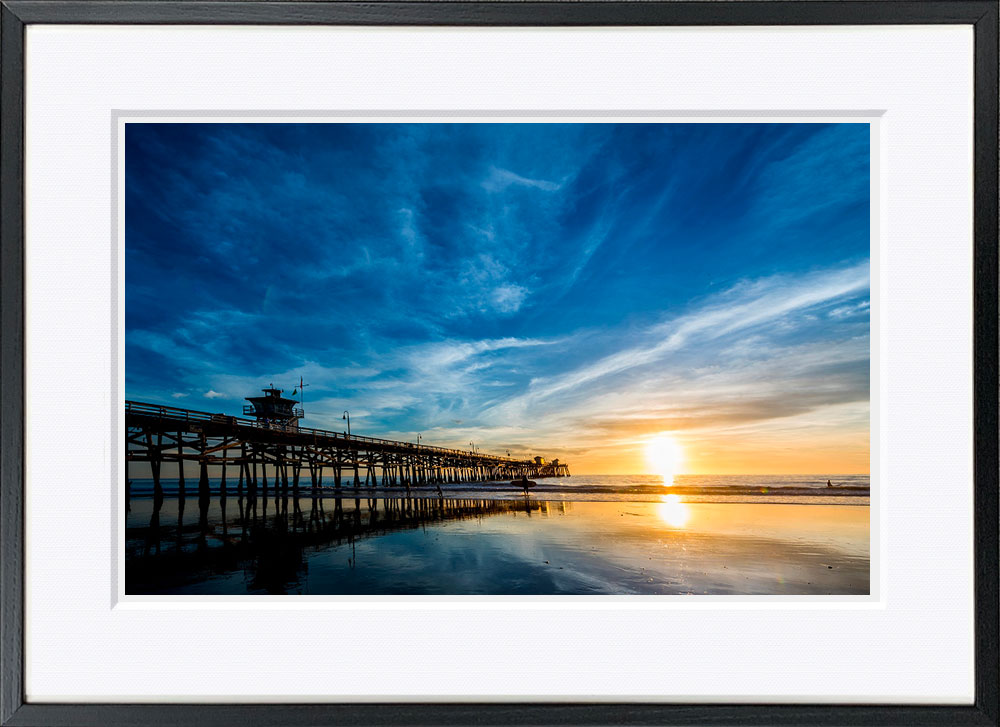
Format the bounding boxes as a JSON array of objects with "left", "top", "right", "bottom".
[{"left": 127, "top": 473, "right": 870, "bottom": 505}]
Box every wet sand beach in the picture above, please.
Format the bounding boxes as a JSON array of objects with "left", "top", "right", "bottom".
[{"left": 125, "top": 494, "right": 869, "bottom": 595}]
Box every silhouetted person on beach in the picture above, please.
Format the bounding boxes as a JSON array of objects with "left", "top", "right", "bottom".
[
  {"left": 827, "top": 479, "right": 833, "bottom": 487},
  {"left": 518, "top": 475, "right": 535, "bottom": 496}
]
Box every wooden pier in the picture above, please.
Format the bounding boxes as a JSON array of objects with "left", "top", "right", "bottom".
[{"left": 126, "top": 399, "right": 570, "bottom": 500}]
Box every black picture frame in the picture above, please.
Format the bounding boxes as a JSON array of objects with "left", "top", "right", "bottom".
[{"left": 1, "top": 2, "right": 997, "bottom": 725}]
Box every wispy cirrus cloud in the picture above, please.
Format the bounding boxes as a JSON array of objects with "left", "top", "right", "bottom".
[
  {"left": 482, "top": 166, "right": 562, "bottom": 193},
  {"left": 499, "top": 262, "right": 868, "bottom": 408}
]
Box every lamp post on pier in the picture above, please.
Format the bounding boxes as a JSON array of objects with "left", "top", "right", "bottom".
[{"left": 342, "top": 411, "right": 351, "bottom": 438}]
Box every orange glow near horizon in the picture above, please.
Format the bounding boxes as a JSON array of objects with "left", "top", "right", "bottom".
[{"left": 558, "top": 428, "right": 870, "bottom": 476}]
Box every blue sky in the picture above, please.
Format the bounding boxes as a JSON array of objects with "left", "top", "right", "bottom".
[{"left": 125, "top": 123, "right": 870, "bottom": 473}]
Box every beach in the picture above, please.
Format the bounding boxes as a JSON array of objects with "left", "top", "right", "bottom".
[{"left": 125, "top": 477, "right": 869, "bottom": 595}]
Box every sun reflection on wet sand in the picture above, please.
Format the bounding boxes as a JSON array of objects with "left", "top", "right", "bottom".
[{"left": 656, "top": 493, "right": 690, "bottom": 528}]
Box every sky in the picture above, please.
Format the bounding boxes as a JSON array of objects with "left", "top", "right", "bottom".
[{"left": 125, "top": 122, "right": 870, "bottom": 475}]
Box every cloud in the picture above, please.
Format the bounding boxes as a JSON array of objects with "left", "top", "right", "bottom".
[
  {"left": 490, "top": 284, "right": 528, "bottom": 313},
  {"left": 573, "top": 339, "right": 870, "bottom": 437},
  {"left": 482, "top": 166, "right": 561, "bottom": 193},
  {"left": 204, "top": 390, "right": 225, "bottom": 399},
  {"left": 506, "top": 262, "right": 869, "bottom": 407},
  {"left": 828, "top": 300, "right": 870, "bottom": 319},
  {"left": 171, "top": 392, "right": 188, "bottom": 399},
  {"left": 453, "top": 254, "right": 531, "bottom": 316}
]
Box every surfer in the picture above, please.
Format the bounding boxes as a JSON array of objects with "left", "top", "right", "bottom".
[{"left": 515, "top": 475, "right": 536, "bottom": 496}]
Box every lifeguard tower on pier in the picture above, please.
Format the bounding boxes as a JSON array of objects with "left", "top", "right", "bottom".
[{"left": 243, "top": 387, "right": 303, "bottom": 429}]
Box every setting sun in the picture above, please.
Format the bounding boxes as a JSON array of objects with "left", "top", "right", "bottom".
[{"left": 645, "top": 434, "right": 685, "bottom": 485}]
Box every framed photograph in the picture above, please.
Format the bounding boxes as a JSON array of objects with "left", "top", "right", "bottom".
[{"left": 2, "top": 1, "right": 996, "bottom": 724}]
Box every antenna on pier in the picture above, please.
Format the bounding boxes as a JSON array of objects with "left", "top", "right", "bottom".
[{"left": 294, "top": 376, "right": 310, "bottom": 410}]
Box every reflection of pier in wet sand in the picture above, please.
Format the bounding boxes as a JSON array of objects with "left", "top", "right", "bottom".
[{"left": 126, "top": 492, "right": 556, "bottom": 594}]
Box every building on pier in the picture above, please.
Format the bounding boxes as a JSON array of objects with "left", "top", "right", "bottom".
[
  {"left": 243, "top": 387, "right": 303, "bottom": 429},
  {"left": 540, "top": 458, "right": 571, "bottom": 477}
]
